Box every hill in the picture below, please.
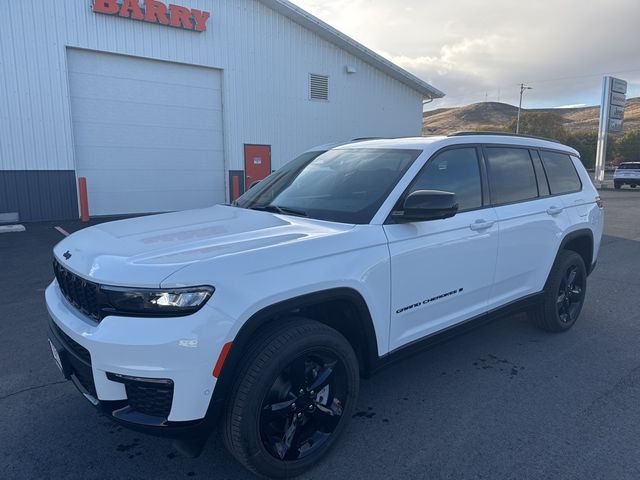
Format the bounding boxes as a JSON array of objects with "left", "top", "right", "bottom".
[{"left": 423, "top": 97, "right": 640, "bottom": 135}]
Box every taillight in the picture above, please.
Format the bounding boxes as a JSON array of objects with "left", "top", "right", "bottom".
[{"left": 595, "top": 196, "right": 604, "bottom": 208}]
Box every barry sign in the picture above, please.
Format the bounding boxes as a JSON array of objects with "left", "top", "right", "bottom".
[{"left": 92, "top": 0, "right": 211, "bottom": 32}]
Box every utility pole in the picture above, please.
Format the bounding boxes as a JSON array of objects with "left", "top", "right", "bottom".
[{"left": 516, "top": 83, "right": 532, "bottom": 134}]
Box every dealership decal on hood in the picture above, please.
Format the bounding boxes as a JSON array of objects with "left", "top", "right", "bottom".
[
  {"left": 396, "top": 288, "right": 464, "bottom": 315},
  {"left": 92, "top": 0, "right": 211, "bottom": 32}
]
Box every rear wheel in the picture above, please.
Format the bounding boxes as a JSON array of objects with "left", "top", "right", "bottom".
[
  {"left": 222, "top": 318, "right": 359, "bottom": 478},
  {"left": 533, "top": 250, "right": 587, "bottom": 332},
  {"left": 631, "top": 184, "right": 637, "bottom": 189}
]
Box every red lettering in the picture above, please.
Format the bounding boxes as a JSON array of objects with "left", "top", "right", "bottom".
[
  {"left": 169, "top": 4, "right": 193, "bottom": 29},
  {"left": 92, "top": 0, "right": 119, "bottom": 14},
  {"left": 120, "top": 0, "right": 145, "bottom": 20},
  {"left": 191, "top": 9, "right": 210, "bottom": 32},
  {"left": 144, "top": 0, "right": 169, "bottom": 25},
  {"left": 92, "top": 0, "right": 209, "bottom": 32}
]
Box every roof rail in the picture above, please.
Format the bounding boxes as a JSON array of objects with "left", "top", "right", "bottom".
[{"left": 448, "top": 131, "right": 563, "bottom": 145}]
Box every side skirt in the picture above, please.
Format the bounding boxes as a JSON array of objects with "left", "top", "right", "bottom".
[{"left": 369, "top": 292, "right": 544, "bottom": 375}]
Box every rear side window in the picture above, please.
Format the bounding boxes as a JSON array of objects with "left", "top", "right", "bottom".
[
  {"left": 539, "top": 151, "right": 581, "bottom": 194},
  {"left": 409, "top": 147, "right": 482, "bottom": 212},
  {"left": 530, "top": 150, "right": 550, "bottom": 197},
  {"left": 485, "top": 147, "right": 538, "bottom": 205}
]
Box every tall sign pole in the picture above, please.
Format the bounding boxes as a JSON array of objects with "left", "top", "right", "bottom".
[{"left": 595, "top": 76, "right": 627, "bottom": 186}]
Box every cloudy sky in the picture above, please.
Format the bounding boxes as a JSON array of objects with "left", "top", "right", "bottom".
[{"left": 291, "top": 0, "right": 640, "bottom": 110}]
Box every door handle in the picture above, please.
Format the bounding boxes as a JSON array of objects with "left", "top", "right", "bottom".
[
  {"left": 546, "top": 206, "right": 564, "bottom": 216},
  {"left": 469, "top": 220, "right": 495, "bottom": 231}
]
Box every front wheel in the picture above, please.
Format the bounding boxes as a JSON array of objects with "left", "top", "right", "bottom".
[
  {"left": 614, "top": 182, "right": 622, "bottom": 190},
  {"left": 533, "top": 250, "right": 587, "bottom": 332},
  {"left": 222, "top": 318, "right": 359, "bottom": 478}
]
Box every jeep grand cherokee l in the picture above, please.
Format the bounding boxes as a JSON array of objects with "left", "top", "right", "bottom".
[{"left": 46, "top": 133, "right": 603, "bottom": 478}]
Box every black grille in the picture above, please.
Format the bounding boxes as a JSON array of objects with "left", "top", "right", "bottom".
[
  {"left": 72, "top": 359, "right": 97, "bottom": 397},
  {"left": 112, "top": 377, "right": 174, "bottom": 418},
  {"left": 51, "top": 321, "right": 96, "bottom": 397},
  {"left": 53, "top": 323, "right": 91, "bottom": 364},
  {"left": 53, "top": 259, "right": 101, "bottom": 321},
  {"left": 126, "top": 382, "right": 174, "bottom": 418}
]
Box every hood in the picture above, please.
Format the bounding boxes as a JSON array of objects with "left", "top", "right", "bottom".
[{"left": 53, "top": 205, "right": 354, "bottom": 287}]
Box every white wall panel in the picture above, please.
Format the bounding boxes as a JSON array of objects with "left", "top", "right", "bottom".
[{"left": 1, "top": 0, "right": 424, "bottom": 203}]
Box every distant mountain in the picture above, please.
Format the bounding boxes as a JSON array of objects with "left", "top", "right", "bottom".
[{"left": 423, "top": 98, "right": 640, "bottom": 135}]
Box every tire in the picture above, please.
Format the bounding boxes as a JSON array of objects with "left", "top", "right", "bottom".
[
  {"left": 222, "top": 318, "right": 359, "bottom": 478},
  {"left": 533, "top": 250, "right": 587, "bottom": 332},
  {"left": 631, "top": 184, "right": 637, "bottom": 189},
  {"left": 614, "top": 182, "right": 622, "bottom": 190}
]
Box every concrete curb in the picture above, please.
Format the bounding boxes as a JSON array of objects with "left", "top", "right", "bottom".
[{"left": 0, "top": 224, "right": 26, "bottom": 233}]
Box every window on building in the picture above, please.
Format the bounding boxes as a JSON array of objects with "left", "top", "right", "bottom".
[
  {"left": 539, "top": 151, "right": 582, "bottom": 194},
  {"left": 409, "top": 147, "right": 483, "bottom": 212},
  {"left": 309, "top": 74, "right": 329, "bottom": 101},
  {"left": 485, "top": 147, "right": 538, "bottom": 205}
]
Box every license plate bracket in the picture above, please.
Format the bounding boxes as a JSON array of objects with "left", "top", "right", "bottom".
[{"left": 48, "top": 338, "right": 71, "bottom": 378}]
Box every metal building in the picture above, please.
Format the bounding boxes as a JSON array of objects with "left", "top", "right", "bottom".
[{"left": 0, "top": 0, "right": 444, "bottom": 222}]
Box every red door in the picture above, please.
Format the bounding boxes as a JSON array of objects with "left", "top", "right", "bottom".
[{"left": 244, "top": 145, "right": 271, "bottom": 190}]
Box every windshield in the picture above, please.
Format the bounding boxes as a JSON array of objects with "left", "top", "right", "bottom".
[{"left": 234, "top": 148, "right": 421, "bottom": 224}]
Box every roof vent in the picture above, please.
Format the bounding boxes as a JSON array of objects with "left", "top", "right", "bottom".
[{"left": 309, "top": 74, "right": 329, "bottom": 101}]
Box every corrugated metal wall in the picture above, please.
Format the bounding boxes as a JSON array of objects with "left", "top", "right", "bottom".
[
  {"left": 0, "top": 0, "right": 424, "bottom": 219},
  {"left": 0, "top": 171, "right": 78, "bottom": 221}
]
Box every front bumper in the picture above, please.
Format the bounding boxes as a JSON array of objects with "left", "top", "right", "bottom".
[{"left": 45, "top": 281, "right": 232, "bottom": 431}]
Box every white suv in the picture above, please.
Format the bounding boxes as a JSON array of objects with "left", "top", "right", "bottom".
[
  {"left": 46, "top": 134, "right": 603, "bottom": 478},
  {"left": 613, "top": 161, "right": 640, "bottom": 189}
]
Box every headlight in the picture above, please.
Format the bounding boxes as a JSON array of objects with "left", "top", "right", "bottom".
[{"left": 102, "top": 286, "right": 214, "bottom": 317}]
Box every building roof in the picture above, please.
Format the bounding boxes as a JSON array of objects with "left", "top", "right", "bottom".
[{"left": 258, "top": 0, "right": 445, "bottom": 100}]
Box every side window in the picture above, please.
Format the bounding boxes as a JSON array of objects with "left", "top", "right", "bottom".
[
  {"left": 539, "top": 150, "right": 582, "bottom": 194},
  {"left": 485, "top": 147, "right": 538, "bottom": 205},
  {"left": 409, "top": 147, "right": 482, "bottom": 212},
  {"left": 530, "top": 150, "right": 550, "bottom": 197}
]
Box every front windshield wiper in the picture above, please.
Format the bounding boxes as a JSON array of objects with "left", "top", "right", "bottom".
[{"left": 249, "top": 204, "right": 308, "bottom": 217}]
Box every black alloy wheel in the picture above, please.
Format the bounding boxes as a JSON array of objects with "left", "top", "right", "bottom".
[
  {"left": 534, "top": 249, "right": 587, "bottom": 332},
  {"left": 222, "top": 318, "right": 359, "bottom": 478},
  {"left": 259, "top": 350, "right": 348, "bottom": 461},
  {"left": 556, "top": 265, "right": 584, "bottom": 324}
]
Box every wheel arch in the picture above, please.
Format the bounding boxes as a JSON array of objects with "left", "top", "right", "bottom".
[
  {"left": 558, "top": 228, "right": 595, "bottom": 275},
  {"left": 207, "top": 288, "right": 379, "bottom": 421}
]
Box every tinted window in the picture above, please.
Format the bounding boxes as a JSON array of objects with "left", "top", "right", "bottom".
[
  {"left": 539, "top": 151, "right": 581, "bottom": 194},
  {"left": 618, "top": 163, "right": 640, "bottom": 170},
  {"left": 485, "top": 147, "right": 538, "bottom": 204},
  {"left": 531, "top": 150, "right": 550, "bottom": 196},
  {"left": 409, "top": 147, "right": 482, "bottom": 211},
  {"left": 234, "top": 148, "right": 420, "bottom": 224}
]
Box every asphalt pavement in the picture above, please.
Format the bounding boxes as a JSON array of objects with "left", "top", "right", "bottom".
[{"left": 1, "top": 188, "right": 639, "bottom": 479}]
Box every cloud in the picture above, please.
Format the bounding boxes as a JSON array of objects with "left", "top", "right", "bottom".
[
  {"left": 553, "top": 104, "right": 588, "bottom": 109},
  {"left": 291, "top": 0, "right": 640, "bottom": 109}
]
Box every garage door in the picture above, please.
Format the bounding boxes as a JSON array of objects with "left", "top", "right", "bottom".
[{"left": 67, "top": 49, "right": 225, "bottom": 216}]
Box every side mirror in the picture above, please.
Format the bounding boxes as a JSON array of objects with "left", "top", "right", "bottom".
[{"left": 392, "top": 190, "right": 458, "bottom": 222}]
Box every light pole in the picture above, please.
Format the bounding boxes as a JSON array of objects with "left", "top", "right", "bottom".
[{"left": 516, "top": 83, "right": 532, "bottom": 134}]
